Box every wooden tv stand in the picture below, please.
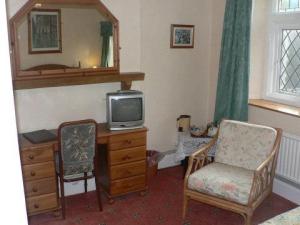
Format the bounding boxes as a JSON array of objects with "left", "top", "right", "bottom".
[{"left": 19, "top": 123, "right": 148, "bottom": 216}]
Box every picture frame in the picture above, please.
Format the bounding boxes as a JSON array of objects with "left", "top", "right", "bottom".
[
  {"left": 170, "top": 24, "right": 194, "bottom": 48},
  {"left": 28, "top": 9, "right": 62, "bottom": 54}
]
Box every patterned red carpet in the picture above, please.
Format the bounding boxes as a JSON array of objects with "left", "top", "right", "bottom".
[{"left": 29, "top": 166, "right": 297, "bottom": 225}]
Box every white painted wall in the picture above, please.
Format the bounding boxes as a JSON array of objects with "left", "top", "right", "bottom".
[
  {"left": 1, "top": 0, "right": 28, "bottom": 223},
  {"left": 140, "top": 0, "right": 213, "bottom": 151},
  {"left": 207, "top": 0, "right": 226, "bottom": 122}
]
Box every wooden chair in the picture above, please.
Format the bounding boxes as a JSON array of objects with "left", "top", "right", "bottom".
[
  {"left": 183, "top": 120, "right": 282, "bottom": 225},
  {"left": 56, "top": 119, "right": 102, "bottom": 219}
]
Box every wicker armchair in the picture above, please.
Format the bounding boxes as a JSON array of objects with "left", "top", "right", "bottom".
[{"left": 183, "top": 120, "right": 282, "bottom": 225}]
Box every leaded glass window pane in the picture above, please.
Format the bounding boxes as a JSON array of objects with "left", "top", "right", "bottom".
[
  {"left": 279, "top": 0, "right": 300, "bottom": 12},
  {"left": 279, "top": 29, "right": 300, "bottom": 95}
]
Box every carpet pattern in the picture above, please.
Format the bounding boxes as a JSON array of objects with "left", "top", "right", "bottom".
[{"left": 28, "top": 166, "right": 297, "bottom": 225}]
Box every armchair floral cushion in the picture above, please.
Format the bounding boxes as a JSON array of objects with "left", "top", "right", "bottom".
[
  {"left": 259, "top": 207, "right": 300, "bottom": 225},
  {"left": 188, "top": 162, "right": 254, "bottom": 205},
  {"left": 215, "top": 120, "right": 277, "bottom": 170}
]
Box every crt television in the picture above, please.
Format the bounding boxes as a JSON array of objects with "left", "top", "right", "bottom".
[{"left": 106, "top": 90, "right": 144, "bottom": 130}]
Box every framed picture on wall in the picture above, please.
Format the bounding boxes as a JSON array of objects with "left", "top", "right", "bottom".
[
  {"left": 28, "top": 9, "right": 62, "bottom": 54},
  {"left": 170, "top": 24, "right": 194, "bottom": 48}
]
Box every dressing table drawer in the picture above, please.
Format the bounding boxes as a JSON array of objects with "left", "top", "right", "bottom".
[
  {"left": 109, "top": 146, "right": 146, "bottom": 165},
  {"left": 26, "top": 193, "right": 58, "bottom": 215},
  {"left": 98, "top": 127, "right": 148, "bottom": 202},
  {"left": 23, "top": 162, "right": 55, "bottom": 181},
  {"left": 110, "top": 175, "right": 146, "bottom": 195},
  {"left": 24, "top": 177, "right": 56, "bottom": 197},
  {"left": 108, "top": 132, "right": 146, "bottom": 150},
  {"left": 110, "top": 160, "right": 146, "bottom": 180},
  {"left": 21, "top": 146, "right": 53, "bottom": 165},
  {"left": 19, "top": 141, "right": 59, "bottom": 216}
]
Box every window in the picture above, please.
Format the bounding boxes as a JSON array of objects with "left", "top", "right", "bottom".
[
  {"left": 266, "top": 0, "right": 300, "bottom": 106},
  {"left": 278, "top": 0, "right": 300, "bottom": 12},
  {"left": 280, "top": 29, "right": 300, "bottom": 94}
]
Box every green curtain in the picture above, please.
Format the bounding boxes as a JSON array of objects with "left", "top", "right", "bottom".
[
  {"left": 213, "top": 0, "right": 252, "bottom": 124},
  {"left": 100, "top": 21, "right": 113, "bottom": 67}
]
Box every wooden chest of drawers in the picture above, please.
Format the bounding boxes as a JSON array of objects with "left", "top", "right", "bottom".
[
  {"left": 20, "top": 143, "right": 59, "bottom": 216},
  {"left": 99, "top": 129, "right": 147, "bottom": 201}
]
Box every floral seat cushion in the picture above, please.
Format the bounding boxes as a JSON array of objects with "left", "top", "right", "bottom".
[
  {"left": 215, "top": 120, "right": 277, "bottom": 170},
  {"left": 259, "top": 207, "right": 300, "bottom": 225},
  {"left": 188, "top": 162, "right": 254, "bottom": 205}
]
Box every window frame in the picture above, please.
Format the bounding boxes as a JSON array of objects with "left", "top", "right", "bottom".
[{"left": 265, "top": 0, "right": 300, "bottom": 107}]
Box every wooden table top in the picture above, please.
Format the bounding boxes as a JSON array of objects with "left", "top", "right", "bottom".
[{"left": 19, "top": 123, "right": 148, "bottom": 150}]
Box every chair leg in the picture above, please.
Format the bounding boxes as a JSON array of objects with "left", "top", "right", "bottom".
[
  {"left": 183, "top": 193, "right": 189, "bottom": 219},
  {"left": 94, "top": 175, "right": 103, "bottom": 211},
  {"left": 84, "top": 172, "right": 88, "bottom": 193},
  {"left": 59, "top": 176, "right": 66, "bottom": 219}
]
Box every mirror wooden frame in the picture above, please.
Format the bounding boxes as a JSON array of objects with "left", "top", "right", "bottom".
[{"left": 9, "top": 0, "right": 120, "bottom": 88}]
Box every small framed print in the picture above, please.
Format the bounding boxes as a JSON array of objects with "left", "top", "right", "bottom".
[
  {"left": 170, "top": 24, "right": 194, "bottom": 48},
  {"left": 28, "top": 9, "right": 62, "bottom": 54}
]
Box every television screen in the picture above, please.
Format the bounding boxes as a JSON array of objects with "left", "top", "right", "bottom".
[{"left": 111, "top": 98, "right": 143, "bottom": 122}]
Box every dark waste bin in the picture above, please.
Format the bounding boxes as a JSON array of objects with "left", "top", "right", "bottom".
[{"left": 147, "top": 150, "right": 159, "bottom": 179}]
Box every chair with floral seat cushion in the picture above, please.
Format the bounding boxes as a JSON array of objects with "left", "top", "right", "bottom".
[
  {"left": 56, "top": 119, "right": 102, "bottom": 219},
  {"left": 183, "top": 119, "right": 282, "bottom": 225},
  {"left": 259, "top": 207, "right": 300, "bottom": 225}
]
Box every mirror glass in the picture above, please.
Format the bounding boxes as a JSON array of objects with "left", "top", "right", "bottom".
[{"left": 16, "top": 4, "right": 115, "bottom": 70}]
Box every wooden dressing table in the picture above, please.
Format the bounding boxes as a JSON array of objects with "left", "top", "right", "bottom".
[{"left": 19, "top": 123, "right": 148, "bottom": 216}]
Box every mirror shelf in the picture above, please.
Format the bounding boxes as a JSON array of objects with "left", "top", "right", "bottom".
[
  {"left": 9, "top": 0, "right": 127, "bottom": 89},
  {"left": 13, "top": 72, "right": 145, "bottom": 90}
]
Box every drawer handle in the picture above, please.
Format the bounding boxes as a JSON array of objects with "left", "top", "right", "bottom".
[
  {"left": 30, "top": 171, "right": 36, "bottom": 177},
  {"left": 32, "top": 187, "right": 38, "bottom": 193},
  {"left": 34, "top": 204, "right": 39, "bottom": 209},
  {"left": 122, "top": 155, "right": 131, "bottom": 161},
  {"left": 28, "top": 155, "right": 35, "bottom": 160},
  {"left": 124, "top": 140, "right": 132, "bottom": 145}
]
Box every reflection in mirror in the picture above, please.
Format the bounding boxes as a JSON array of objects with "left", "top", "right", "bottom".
[{"left": 16, "top": 4, "right": 114, "bottom": 70}]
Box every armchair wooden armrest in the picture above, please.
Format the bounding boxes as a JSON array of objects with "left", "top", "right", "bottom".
[
  {"left": 184, "top": 136, "right": 218, "bottom": 187},
  {"left": 248, "top": 128, "right": 282, "bottom": 205}
]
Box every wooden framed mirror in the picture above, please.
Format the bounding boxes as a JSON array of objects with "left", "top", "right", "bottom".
[{"left": 9, "top": 0, "right": 120, "bottom": 88}]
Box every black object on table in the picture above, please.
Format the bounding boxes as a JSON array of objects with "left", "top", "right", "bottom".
[{"left": 23, "top": 129, "right": 57, "bottom": 144}]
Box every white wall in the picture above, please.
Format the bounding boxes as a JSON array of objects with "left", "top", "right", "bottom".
[
  {"left": 9, "top": 0, "right": 213, "bottom": 154},
  {"left": 1, "top": 0, "right": 28, "bottom": 223},
  {"left": 140, "top": 0, "right": 213, "bottom": 151},
  {"left": 207, "top": 0, "right": 226, "bottom": 121}
]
